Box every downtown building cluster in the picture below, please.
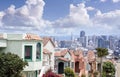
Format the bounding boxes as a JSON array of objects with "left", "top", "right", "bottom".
[{"left": 57, "top": 31, "right": 120, "bottom": 58}]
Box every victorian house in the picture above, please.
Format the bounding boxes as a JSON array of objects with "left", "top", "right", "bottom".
[{"left": 39, "top": 37, "right": 55, "bottom": 76}]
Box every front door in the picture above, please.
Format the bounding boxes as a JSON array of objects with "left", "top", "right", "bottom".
[
  {"left": 75, "top": 61, "right": 80, "bottom": 73},
  {"left": 58, "top": 62, "right": 64, "bottom": 74}
]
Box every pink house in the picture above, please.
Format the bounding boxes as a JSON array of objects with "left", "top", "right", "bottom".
[
  {"left": 54, "top": 49, "right": 96, "bottom": 77},
  {"left": 69, "top": 49, "right": 86, "bottom": 77}
]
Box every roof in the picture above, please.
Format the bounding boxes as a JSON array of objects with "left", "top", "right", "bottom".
[
  {"left": 58, "top": 57, "right": 70, "bottom": 62},
  {"left": 43, "top": 49, "right": 52, "bottom": 54},
  {"left": 69, "top": 49, "right": 84, "bottom": 62},
  {"left": 42, "top": 37, "right": 55, "bottom": 47},
  {"left": 54, "top": 49, "right": 68, "bottom": 57},
  {"left": 24, "top": 33, "right": 42, "bottom": 40}
]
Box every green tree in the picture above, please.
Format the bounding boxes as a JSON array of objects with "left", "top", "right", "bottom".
[
  {"left": 96, "top": 48, "right": 108, "bottom": 77},
  {"left": 0, "top": 52, "right": 28, "bottom": 77},
  {"left": 102, "top": 61, "right": 115, "bottom": 77}
]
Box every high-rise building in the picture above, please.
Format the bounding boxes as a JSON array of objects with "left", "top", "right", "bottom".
[
  {"left": 78, "top": 31, "right": 86, "bottom": 47},
  {"left": 97, "top": 36, "right": 109, "bottom": 48},
  {"left": 80, "top": 31, "right": 85, "bottom": 37}
]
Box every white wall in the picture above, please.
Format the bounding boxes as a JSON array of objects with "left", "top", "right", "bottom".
[
  {"left": 0, "top": 39, "right": 7, "bottom": 47},
  {"left": 44, "top": 40, "right": 55, "bottom": 71},
  {"left": 64, "top": 52, "right": 71, "bottom": 60},
  {"left": 22, "top": 40, "right": 43, "bottom": 71}
]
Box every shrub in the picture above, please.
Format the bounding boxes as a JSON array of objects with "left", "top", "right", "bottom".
[
  {"left": 81, "top": 74, "right": 86, "bottom": 77},
  {"left": 64, "top": 67, "right": 75, "bottom": 77},
  {"left": 94, "top": 71, "right": 98, "bottom": 77},
  {"left": 42, "top": 68, "right": 60, "bottom": 77}
]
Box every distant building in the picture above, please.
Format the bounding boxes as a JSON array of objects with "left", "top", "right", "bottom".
[
  {"left": 80, "top": 31, "right": 85, "bottom": 37},
  {"left": 78, "top": 31, "right": 86, "bottom": 47},
  {"left": 59, "top": 40, "right": 72, "bottom": 48},
  {"left": 97, "top": 36, "right": 109, "bottom": 48}
]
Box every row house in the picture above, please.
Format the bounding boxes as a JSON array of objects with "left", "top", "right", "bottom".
[
  {"left": 54, "top": 49, "right": 96, "bottom": 77},
  {"left": 40, "top": 37, "right": 55, "bottom": 76},
  {"left": 0, "top": 33, "right": 43, "bottom": 77},
  {"left": 54, "top": 49, "right": 71, "bottom": 74}
]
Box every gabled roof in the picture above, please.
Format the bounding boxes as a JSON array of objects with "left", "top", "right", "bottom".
[
  {"left": 54, "top": 49, "right": 69, "bottom": 57},
  {"left": 69, "top": 49, "right": 84, "bottom": 61},
  {"left": 42, "top": 37, "right": 55, "bottom": 47}
]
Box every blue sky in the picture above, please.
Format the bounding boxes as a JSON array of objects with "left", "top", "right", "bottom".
[{"left": 0, "top": 0, "right": 120, "bottom": 36}]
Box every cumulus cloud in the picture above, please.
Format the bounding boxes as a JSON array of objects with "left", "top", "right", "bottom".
[
  {"left": 93, "top": 10, "right": 120, "bottom": 29},
  {"left": 0, "top": 0, "right": 46, "bottom": 33},
  {"left": 0, "top": 0, "right": 120, "bottom": 35},
  {"left": 52, "top": 3, "right": 92, "bottom": 28}
]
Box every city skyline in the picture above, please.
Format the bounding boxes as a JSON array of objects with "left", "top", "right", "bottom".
[{"left": 0, "top": 0, "right": 120, "bottom": 36}]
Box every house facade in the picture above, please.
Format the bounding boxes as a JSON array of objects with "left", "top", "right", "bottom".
[
  {"left": 54, "top": 49, "right": 71, "bottom": 74},
  {"left": 0, "top": 33, "right": 43, "bottom": 77},
  {"left": 40, "top": 37, "right": 55, "bottom": 76}
]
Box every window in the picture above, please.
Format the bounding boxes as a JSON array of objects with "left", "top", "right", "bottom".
[
  {"left": 36, "top": 43, "right": 41, "bottom": 60},
  {"left": 25, "top": 46, "right": 32, "bottom": 60}
]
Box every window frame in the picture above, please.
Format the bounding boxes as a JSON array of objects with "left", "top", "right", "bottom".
[
  {"left": 24, "top": 45, "right": 32, "bottom": 61},
  {"left": 36, "top": 42, "right": 41, "bottom": 61}
]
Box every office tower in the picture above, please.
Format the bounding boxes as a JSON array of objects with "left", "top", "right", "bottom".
[
  {"left": 80, "top": 31, "right": 85, "bottom": 37},
  {"left": 79, "top": 31, "right": 86, "bottom": 47}
]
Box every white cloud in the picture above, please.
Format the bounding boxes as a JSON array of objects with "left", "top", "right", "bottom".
[
  {"left": 94, "top": 10, "right": 120, "bottom": 29},
  {"left": 100, "top": 0, "right": 107, "bottom": 2},
  {"left": 0, "top": 0, "right": 47, "bottom": 33},
  {"left": 52, "top": 3, "right": 92, "bottom": 28},
  {"left": 86, "top": 7, "right": 95, "bottom": 11},
  {"left": 0, "top": 0, "right": 120, "bottom": 35},
  {"left": 112, "top": 0, "right": 120, "bottom": 3}
]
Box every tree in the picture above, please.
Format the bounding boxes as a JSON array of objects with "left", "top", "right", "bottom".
[
  {"left": 103, "top": 61, "right": 115, "bottom": 77},
  {"left": 96, "top": 48, "right": 108, "bottom": 77},
  {"left": 0, "top": 52, "right": 28, "bottom": 77}
]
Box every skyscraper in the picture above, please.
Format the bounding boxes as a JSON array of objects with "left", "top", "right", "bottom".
[
  {"left": 80, "top": 31, "right": 85, "bottom": 37},
  {"left": 79, "top": 31, "right": 86, "bottom": 47}
]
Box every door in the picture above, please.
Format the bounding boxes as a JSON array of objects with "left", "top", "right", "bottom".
[
  {"left": 75, "top": 61, "right": 80, "bottom": 73},
  {"left": 58, "top": 62, "right": 64, "bottom": 74}
]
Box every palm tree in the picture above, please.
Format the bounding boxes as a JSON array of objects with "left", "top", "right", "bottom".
[{"left": 96, "top": 48, "right": 108, "bottom": 77}]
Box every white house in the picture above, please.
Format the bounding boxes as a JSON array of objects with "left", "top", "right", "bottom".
[
  {"left": 40, "top": 37, "right": 55, "bottom": 76},
  {"left": 0, "top": 33, "right": 43, "bottom": 77}
]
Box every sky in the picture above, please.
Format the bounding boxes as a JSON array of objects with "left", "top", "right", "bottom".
[{"left": 0, "top": 0, "right": 120, "bottom": 36}]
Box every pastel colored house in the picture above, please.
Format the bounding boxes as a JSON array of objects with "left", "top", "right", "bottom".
[
  {"left": 40, "top": 37, "right": 55, "bottom": 76},
  {"left": 69, "top": 49, "right": 86, "bottom": 77},
  {"left": 0, "top": 33, "right": 43, "bottom": 77},
  {"left": 54, "top": 49, "right": 71, "bottom": 74},
  {"left": 54, "top": 48, "right": 97, "bottom": 77},
  {"left": 87, "top": 50, "right": 96, "bottom": 77}
]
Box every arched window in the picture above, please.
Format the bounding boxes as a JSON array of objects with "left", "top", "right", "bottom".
[{"left": 36, "top": 43, "right": 41, "bottom": 60}]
